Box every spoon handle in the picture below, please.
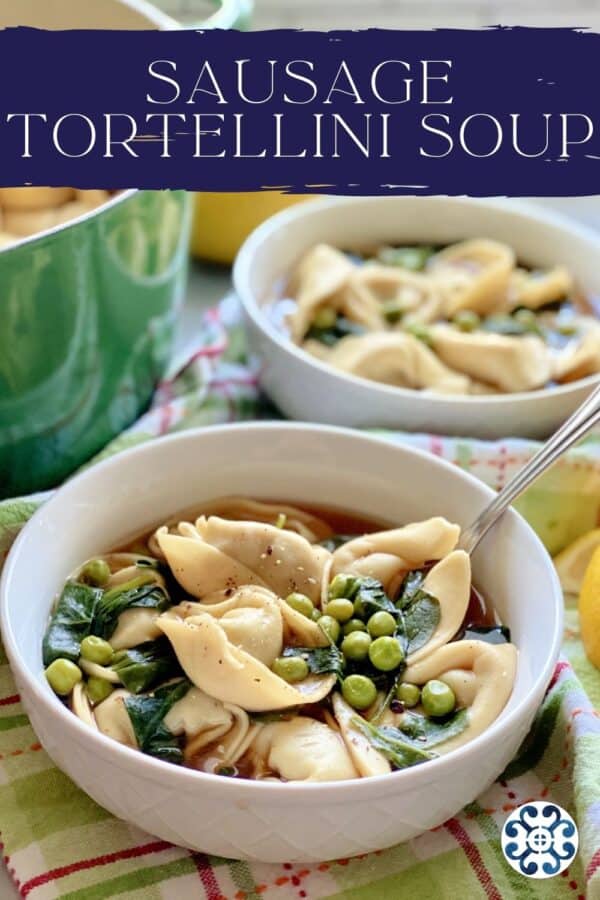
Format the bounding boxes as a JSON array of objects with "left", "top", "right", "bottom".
[{"left": 459, "top": 382, "right": 600, "bottom": 555}]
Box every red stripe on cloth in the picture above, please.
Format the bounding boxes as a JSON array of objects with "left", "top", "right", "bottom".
[
  {"left": 586, "top": 848, "right": 600, "bottom": 881},
  {"left": 0, "top": 694, "right": 20, "bottom": 707},
  {"left": 20, "top": 840, "right": 173, "bottom": 896},
  {"left": 445, "top": 818, "right": 503, "bottom": 900},
  {"left": 192, "top": 853, "right": 223, "bottom": 900},
  {"left": 210, "top": 375, "right": 259, "bottom": 389},
  {"left": 428, "top": 436, "right": 444, "bottom": 457},
  {"left": 548, "top": 660, "right": 571, "bottom": 691}
]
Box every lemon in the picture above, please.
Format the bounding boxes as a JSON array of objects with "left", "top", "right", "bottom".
[
  {"left": 554, "top": 528, "right": 600, "bottom": 595},
  {"left": 190, "top": 192, "right": 310, "bottom": 265},
  {"left": 578, "top": 545, "right": 600, "bottom": 668}
]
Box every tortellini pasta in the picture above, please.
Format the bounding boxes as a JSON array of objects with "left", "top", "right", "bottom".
[
  {"left": 402, "top": 640, "right": 518, "bottom": 754},
  {"left": 157, "top": 613, "right": 335, "bottom": 711},
  {"left": 426, "top": 239, "right": 515, "bottom": 317},
  {"left": 307, "top": 332, "right": 472, "bottom": 393},
  {"left": 44, "top": 497, "right": 518, "bottom": 784},
  {"left": 275, "top": 239, "right": 598, "bottom": 395},
  {"left": 0, "top": 187, "right": 112, "bottom": 247},
  {"left": 332, "top": 517, "right": 460, "bottom": 592},
  {"left": 157, "top": 516, "right": 329, "bottom": 604},
  {"left": 249, "top": 716, "right": 359, "bottom": 781},
  {"left": 407, "top": 550, "right": 471, "bottom": 664},
  {"left": 430, "top": 326, "right": 552, "bottom": 393}
]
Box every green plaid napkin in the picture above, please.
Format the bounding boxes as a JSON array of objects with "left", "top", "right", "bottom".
[{"left": 2, "top": 296, "right": 600, "bottom": 899}]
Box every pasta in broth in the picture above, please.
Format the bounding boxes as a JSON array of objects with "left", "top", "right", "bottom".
[
  {"left": 42, "top": 497, "right": 517, "bottom": 782},
  {"left": 267, "top": 240, "right": 600, "bottom": 395}
]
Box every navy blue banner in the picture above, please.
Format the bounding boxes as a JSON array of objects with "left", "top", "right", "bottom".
[{"left": 1, "top": 26, "right": 600, "bottom": 195}]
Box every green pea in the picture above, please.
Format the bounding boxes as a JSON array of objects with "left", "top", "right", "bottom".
[
  {"left": 353, "top": 596, "right": 366, "bottom": 619},
  {"left": 319, "top": 615, "right": 341, "bottom": 644},
  {"left": 311, "top": 607, "right": 322, "bottom": 621},
  {"left": 80, "top": 635, "right": 114, "bottom": 665},
  {"left": 377, "top": 246, "right": 435, "bottom": 271},
  {"left": 453, "top": 309, "right": 480, "bottom": 332},
  {"left": 80, "top": 558, "right": 111, "bottom": 587},
  {"left": 382, "top": 299, "right": 404, "bottom": 324},
  {"left": 341, "top": 631, "right": 372, "bottom": 662},
  {"left": 342, "top": 674, "right": 377, "bottom": 711},
  {"left": 312, "top": 305, "right": 337, "bottom": 330},
  {"left": 87, "top": 677, "right": 114, "bottom": 705},
  {"left": 367, "top": 611, "right": 396, "bottom": 638},
  {"left": 557, "top": 320, "right": 578, "bottom": 336},
  {"left": 421, "top": 679, "right": 456, "bottom": 717},
  {"left": 514, "top": 307, "right": 538, "bottom": 328},
  {"left": 272, "top": 656, "right": 309, "bottom": 683},
  {"left": 285, "top": 592, "right": 314, "bottom": 618},
  {"left": 343, "top": 618, "right": 367, "bottom": 636},
  {"left": 368, "top": 636, "right": 404, "bottom": 672},
  {"left": 404, "top": 322, "right": 432, "bottom": 346},
  {"left": 329, "top": 573, "right": 358, "bottom": 600},
  {"left": 396, "top": 682, "right": 421, "bottom": 708},
  {"left": 324, "top": 598, "right": 354, "bottom": 623},
  {"left": 45, "top": 659, "right": 82, "bottom": 695}
]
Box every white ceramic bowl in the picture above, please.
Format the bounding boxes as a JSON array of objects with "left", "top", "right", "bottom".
[
  {"left": 0, "top": 424, "right": 562, "bottom": 862},
  {"left": 234, "top": 196, "right": 600, "bottom": 439}
]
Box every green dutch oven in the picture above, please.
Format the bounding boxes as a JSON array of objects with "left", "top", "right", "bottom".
[{"left": 0, "top": 0, "right": 252, "bottom": 497}]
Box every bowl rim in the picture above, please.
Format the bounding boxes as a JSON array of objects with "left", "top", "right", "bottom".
[
  {"left": 0, "top": 422, "right": 564, "bottom": 799},
  {"left": 233, "top": 195, "right": 600, "bottom": 407}
]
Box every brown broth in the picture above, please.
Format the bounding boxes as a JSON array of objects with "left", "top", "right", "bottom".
[{"left": 278, "top": 498, "right": 392, "bottom": 536}]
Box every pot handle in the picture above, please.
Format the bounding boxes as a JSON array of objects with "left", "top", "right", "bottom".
[{"left": 194, "top": 0, "right": 253, "bottom": 30}]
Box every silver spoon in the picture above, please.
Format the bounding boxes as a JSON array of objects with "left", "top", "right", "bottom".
[{"left": 459, "top": 382, "right": 600, "bottom": 555}]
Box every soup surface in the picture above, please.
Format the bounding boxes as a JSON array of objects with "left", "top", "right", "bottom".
[
  {"left": 266, "top": 240, "right": 600, "bottom": 395},
  {"left": 42, "top": 496, "right": 517, "bottom": 782}
]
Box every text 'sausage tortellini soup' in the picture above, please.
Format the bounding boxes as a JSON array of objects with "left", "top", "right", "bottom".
[
  {"left": 42, "top": 497, "right": 517, "bottom": 781},
  {"left": 265, "top": 239, "right": 600, "bottom": 394}
]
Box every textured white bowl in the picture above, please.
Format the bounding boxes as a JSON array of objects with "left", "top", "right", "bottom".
[
  {"left": 0, "top": 424, "right": 562, "bottom": 862},
  {"left": 234, "top": 196, "right": 600, "bottom": 439}
]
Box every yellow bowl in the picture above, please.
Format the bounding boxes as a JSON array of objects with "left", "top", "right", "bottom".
[{"left": 191, "top": 192, "right": 310, "bottom": 265}]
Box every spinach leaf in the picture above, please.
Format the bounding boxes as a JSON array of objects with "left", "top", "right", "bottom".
[
  {"left": 345, "top": 659, "right": 396, "bottom": 692},
  {"left": 353, "top": 717, "right": 435, "bottom": 769},
  {"left": 306, "top": 316, "right": 367, "bottom": 347},
  {"left": 92, "top": 580, "right": 170, "bottom": 640},
  {"left": 252, "top": 710, "right": 298, "bottom": 724},
  {"left": 396, "top": 708, "right": 469, "bottom": 748},
  {"left": 318, "top": 534, "right": 354, "bottom": 552},
  {"left": 124, "top": 679, "right": 190, "bottom": 764},
  {"left": 480, "top": 313, "right": 542, "bottom": 338},
  {"left": 463, "top": 625, "right": 511, "bottom": 645},
  {"left": 112, "top": 638, "right": 182, "bottom": 694},
  {"left": 403, "top": 591, "right": 441, "bottom": 655},
  {"left": 376, "top": 245, "right": 436, "bottom": 271},
  {"left": 354, "top": 707, "right": 469, "bottom": 769},
  {"left": 282, "top": 645, "right": 345, "bottom": 680},
  {"left": 394, "top": 570, "right": 440, "bottom": 656},
  {"left": 353, "top": 577, "right": 398, "bottom": 619},
  {"left": 42, "top": 581, "right": 102, "bottom": 665},
  {"left": 395, "top": 569, "right": 426, "bottom": 609}
]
